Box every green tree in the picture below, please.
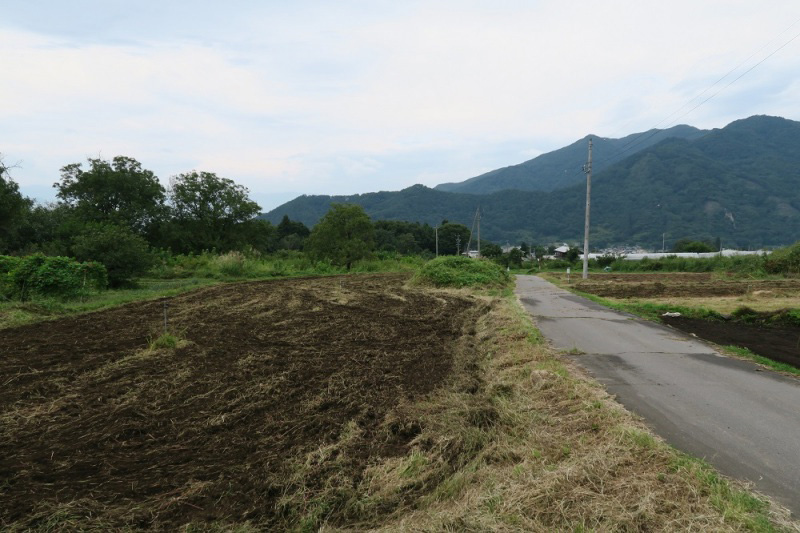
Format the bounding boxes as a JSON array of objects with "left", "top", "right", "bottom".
[
  {"left": 672, "top": 239, "right": 714, "bottom": 253},
  {"left": 480, "top": 241, "right": 503, "bottom": 258},
  {"left": 72, "top": 224, "right": 153, "bottom": 287},
  {"left": 507, "top": 247, "right": 524, "bottom": 268},
  {"left": 167, "top": 171, "right": 261, "bottom": 252},
  {"left": 305, "top": 204, "right": 375, "bottom": 269},
  {"left": 0, "top": 156, "right": 33, "bottom": 253},
  {"left": 565, "top": 247, "right": 580, "bottom": 263},
  {"left": 437, "top": 222, "right": 471, "bottom": 255},
  {"left": 276, "top": 215, "right": 310, "bottom": 250},
  {"left": 54, "top": 156, "right": 166, "bottom": 233}
]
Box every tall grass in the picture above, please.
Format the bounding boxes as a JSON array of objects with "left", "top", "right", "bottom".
[
  {"left": 608, "top": 254, "right": 770, "bottom": 275},
  {"left": 149, "top": 250, "right": 425, "bottom": 280},
  {"left": 413, "top": 256, "right": 510, "bottom": 288}
]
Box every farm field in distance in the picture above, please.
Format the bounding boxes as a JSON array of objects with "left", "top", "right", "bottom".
[
  {"left": 1, "top": 272, "right": 795, "bottom": 530},
  {"left": 560, "top": 272, "right": 800, "bottom": 369}
]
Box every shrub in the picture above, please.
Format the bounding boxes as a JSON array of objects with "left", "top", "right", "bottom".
[
  {"left": 415, "top": 256, "right": 510, "bottom": 288},
  {"left": 10, "top": 253, "right": 107, "bottom": 300},
  {"left": 764, "top": 242, "right": 800, "bottom": 275},
  {"left": 0, "top": 255, "right": 23, "bottom": 299},
  {"left": 72, "top": 223, "right": 153, "bottom": 287}
]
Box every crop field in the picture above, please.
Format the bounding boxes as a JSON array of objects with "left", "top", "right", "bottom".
[
  {"left": 0, "top": 274, "right": 484, "bottom": 529},
  {"left": 2, "top": 272, "right": 795, "bottom": 530},
  {"left": 567, "top": 272, "right": 800, "bottom": 368}
]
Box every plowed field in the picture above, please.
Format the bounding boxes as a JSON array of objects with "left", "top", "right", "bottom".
[
  {"left": 568, "top": 273, "right": 800, "bottom": 368},
  {"left": 0, "top": 274, "right": 484, "bottom": 529}
]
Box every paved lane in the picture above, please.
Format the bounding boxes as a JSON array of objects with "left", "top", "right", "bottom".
[{"left": 516, "top": 275, "right": 800, "bottom": 515}]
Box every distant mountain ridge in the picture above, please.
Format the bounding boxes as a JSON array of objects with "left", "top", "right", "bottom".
[
  {"left": 434, "top": 124, "right": 707, "bottom": 194},
  {"left": 263, "top": 115, "right": 800, "bottom": 248}
]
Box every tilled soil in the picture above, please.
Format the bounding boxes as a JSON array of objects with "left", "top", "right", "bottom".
[
  {"left": 0, "top": 274, "right": 483, "bottom": 529},
  {"left": 661, "top": 316, "right": 800, "bottom": 368},
  {"left": 573, "top": 278, "right": 800, "bottom": 298},
  {"left": 569, "top": 273, "right": 800, "bottom": 369}
]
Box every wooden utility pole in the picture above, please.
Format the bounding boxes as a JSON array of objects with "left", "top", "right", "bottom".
[
  {"left": 477, "top": 207, "right": 481, "bottom": 258},
  {"left": 582, "top": 138, "right": 593, "bottom": 279}
]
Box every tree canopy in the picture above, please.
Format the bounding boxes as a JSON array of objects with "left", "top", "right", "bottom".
[
  {"left": 167, "top": 171, "right": 261, "bottom": 252},
  {"left": 54, "top": 156, "right": 165, "bottom": 233},
  {"left": 305, "top": 204, "right": 375, "bottom": 269},
  {"left": 0, "top": 158, "right": 32, "bottom": 253}
]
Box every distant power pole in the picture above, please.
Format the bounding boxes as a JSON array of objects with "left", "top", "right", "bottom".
[
  {"left": 477, "top": 207, "right": 481, "bottom": 258},
  {"left": 456, "top": 235, "right": 461, "bottom": 255},
  {"left": 582, "top": 138, "right": 593, "bottom": 279}
]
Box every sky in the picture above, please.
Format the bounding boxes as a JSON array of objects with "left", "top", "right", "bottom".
[{"left": 3, "top": 1, "right": 800, "bottom": 212}]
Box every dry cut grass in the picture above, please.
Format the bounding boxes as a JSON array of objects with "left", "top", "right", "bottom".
[{"left": 323, "top": 291, "right": 798, "bottom": 532}]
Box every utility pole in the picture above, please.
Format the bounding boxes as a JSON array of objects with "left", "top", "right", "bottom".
[
  {"left": 662, "top": 232, "right": 666, "bottom": 253},
  {"left": 582, "top": 138, "right": 592, "bottom": 279},
  {"left": 477, "top": 207, "right": 481, "bottom": 258},
  {"left": 456, "top": 235, "right": 461, "bottom": 256}
]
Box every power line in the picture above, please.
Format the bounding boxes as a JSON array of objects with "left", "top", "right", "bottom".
[{"left": 592, "top": 17, "right": 800, "bottom": 168}]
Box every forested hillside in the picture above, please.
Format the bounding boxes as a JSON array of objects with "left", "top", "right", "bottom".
[
  {"left": 434, "top": 124, "right": 706, "bottom": 194},
  {"left": 264, "top": 116, "right": 800, "bottom": 248}
]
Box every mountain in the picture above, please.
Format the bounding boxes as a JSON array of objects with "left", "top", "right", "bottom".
[
  {"left": 434, "top": 124, "right": 707, "bottom": 194},
  {"left": 263, "top": 116, "right": 800, "bottom": 248}
]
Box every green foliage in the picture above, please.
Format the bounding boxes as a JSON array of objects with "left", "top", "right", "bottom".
[
  {"left": 764, "top": 241, "right": 800, "bottom": 275},
  {"left": 415, "top": 256, "right": 510, "bottom": 288},
  {"left": 148, "top": 249, "right": 421, "bottom": 280},
  {"left": 436, "top": 222, "right": 471, "bottom": 255},
  {"left": 8, "top": 253, "right": 107, "bottom": 300},
  {"left": 166, "top": 171, "right": 262, "bottom": 253},
  {"left": 481, "top": 241, "right": 503, "bottom": 258},
  {"left": 672, "top": 239, "right": 715, "bottom": 253},
  {"left": 264, "top": 117, "right": 800, "bottom": 248},
  {"left": 436, "top": 125, "right": 705, "bottom": 195},
  {"left": 373, "top": 219, "right": 435, "bottom": 255},
  {"left": 149, "top": 332, "right": 181, "bottom": 350},
  {"left": 0, "top": 159, "right": 33, "bottom": 254},
  {"left": 55, "top": 156, "right": 166, "bottom": 233},
  {"left": 72, "top": 223, "right": 154, "bottom": 287},
  {"left": 305, "top": 204, "right": 375, "bottom": 269},
  {"left": 608, "top": 254, "right": 768, "bottom": 276}
]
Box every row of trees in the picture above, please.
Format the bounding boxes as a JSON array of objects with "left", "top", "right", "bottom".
[{"left": 1, "top": 154, "right": 505, "bottom": 285}]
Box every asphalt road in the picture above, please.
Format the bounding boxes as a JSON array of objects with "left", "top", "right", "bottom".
[{"left": 516, "top": 275, "right": 800, "bottom": 516}]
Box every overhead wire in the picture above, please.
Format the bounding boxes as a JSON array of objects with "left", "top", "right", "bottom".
[{"left": 589, "top": 15, "right": 800, "bottom": 169}]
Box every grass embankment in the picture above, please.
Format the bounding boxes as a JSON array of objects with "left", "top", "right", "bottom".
[{"left": 364, "top": 289, "right": 794, "bottom": 530}]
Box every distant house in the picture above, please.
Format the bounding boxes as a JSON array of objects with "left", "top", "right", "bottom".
[{"left": 553, "top": 245, "right": 570, "bottom": 258}]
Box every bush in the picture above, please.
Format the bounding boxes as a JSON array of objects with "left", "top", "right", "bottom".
[
  {"left": 764, "top": 242, "right": 800, "bottom": 275},
  {"left": 72, "top": 224, "right": 153, "bottom": 287},
  {"left": 415, "top": 256, "right": 510, "bottom": 288},
  {"left": 10, "top": 253, "right": 107, "bottom": 300},
  {"left": 0, "top": 255, "right": 23, "bottom": 299}
]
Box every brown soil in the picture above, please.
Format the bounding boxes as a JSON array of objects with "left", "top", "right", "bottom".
[
  {"left": 661, "top": 316, "right": 800, "bottom": 368},
  {"left": 0, "top": 274, "right": 484, "bottom": 530},
  {"left": 574, "top": 277, "right": 800, "bottom": 298}
]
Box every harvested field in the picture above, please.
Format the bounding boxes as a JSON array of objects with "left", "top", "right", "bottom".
[
  {"left": 572, "top": 274, "right": 800, "bottom": 299},
  {"left": 662, "top": 315, "right": 800, "bottom": 368},
  {"left": 564, "top": 272, "right": 800, "bottom": 369},
  {"left": 0, "top": 274, "right": 485, "bottom": 529}
]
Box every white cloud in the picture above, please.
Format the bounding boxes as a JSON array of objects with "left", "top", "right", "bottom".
[{"left": 2, "top": 1, "right": 800, "bottom": 210}]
